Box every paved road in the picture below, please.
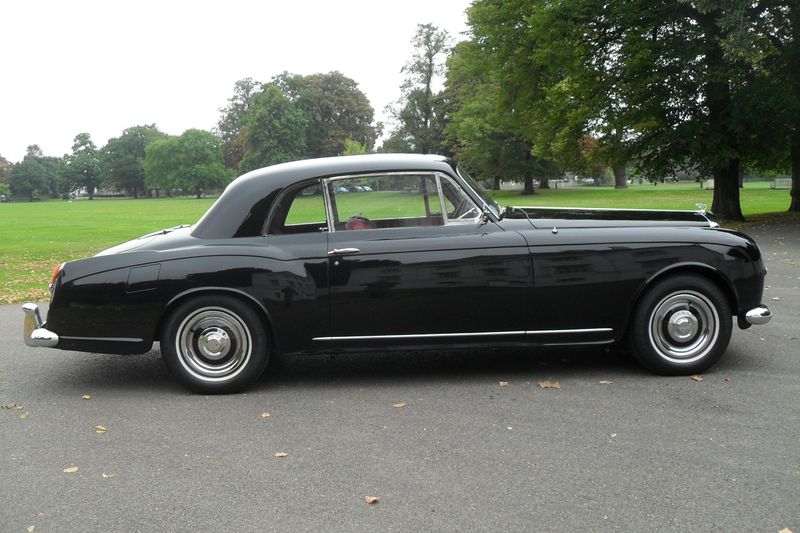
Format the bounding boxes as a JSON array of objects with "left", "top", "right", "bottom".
[{"left": 1, "top": 222, "right": 798, "bottom": 532}]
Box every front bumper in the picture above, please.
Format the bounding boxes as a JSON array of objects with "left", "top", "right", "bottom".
[
  {"left": 22, "top": 303, "right": 59, "bottom": 348},
  {"left": 738, "top": 304, "right": 772, "bottom": 329}
]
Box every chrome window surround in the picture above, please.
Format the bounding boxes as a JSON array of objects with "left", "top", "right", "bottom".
[
  {"left": 322, "top": 170, "right": 447, "bottom": 229},
  {"left": 263, "top": 178, "right": 328, "bottom": 236},
  {"left": 437, "top": 173, "right": 481, "bottom": 224}
]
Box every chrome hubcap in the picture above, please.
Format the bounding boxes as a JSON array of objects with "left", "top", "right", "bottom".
[
  {"left": 197, "top": 327, "right": 231, "bottom": 361},
  {"left": 649, "top": 290, "right": 719, "bottom": 363},
  {"left": 175, "top": 307, "right": 251, "bottom": 382},
  {"left": 667, "top": 310, "right": 698, "bottom": 341}
]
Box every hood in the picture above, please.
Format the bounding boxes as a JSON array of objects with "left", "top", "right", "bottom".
[{"left": 505, "top": 206, "right": 717, "bottom": 229}]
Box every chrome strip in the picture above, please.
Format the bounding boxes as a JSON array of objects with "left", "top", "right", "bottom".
[
  {"left": 60, "top": 336, "right": 145, "bottom": 343},
  {"left": 527, "top": 328, "right": 612, "bottom": 335},
  {"left": 313, "top": 327, "right": 613, "bottom": 341}
]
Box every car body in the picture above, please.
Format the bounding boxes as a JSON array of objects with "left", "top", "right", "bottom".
[{"left": 23, "top": 154, "right": 772, "bottom": 393}]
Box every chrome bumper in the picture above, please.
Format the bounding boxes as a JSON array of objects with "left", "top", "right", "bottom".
[
  {"left": 744, "top": 305, "right": 772, "bottom": 326},
  {"left": 22, "top": 303, "right": 59, "bottom": 348}
]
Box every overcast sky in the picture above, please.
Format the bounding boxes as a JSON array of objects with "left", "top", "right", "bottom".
[{"left": 0, "top": 0, "right": 472, "bottom": 163}]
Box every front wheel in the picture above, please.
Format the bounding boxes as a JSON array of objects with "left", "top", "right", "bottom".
[
  {"left": 161, "top": 295, "right": 269, "bottom": 393},
  {"left": 630, "top": 275, "right": 732, "bottom": 375}
]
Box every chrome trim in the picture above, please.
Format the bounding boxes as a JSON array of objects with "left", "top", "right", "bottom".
[
  {"left": 22, "top": 303, "right": 59, "bottom": 348},
  {"left": 744, "top": 305, "right": 772, "bottom": 325},
  {"left": 511, "top": 205, "right": 707, "bottom": 213},
  {"left": 328, "top": 248, "right": 360, "bottom": 255},
  {"left": 60, "top": 336, "right": 144, "bottom": 343},
  {"left": 435, "top": 173, "right": 448, "bottom": 225},
  {"left": 313, "top": 327, "right": 613, "bottom": 341},
  {"left": 527, "top": 328, "right": 612, "bottom": 335}
]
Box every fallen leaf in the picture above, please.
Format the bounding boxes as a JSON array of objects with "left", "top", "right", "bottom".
[
  {"left": 498, "top": 381, "right": 509, "bottom": 387},
  {"left": 771, "top": 297, "right": 781, "bottom": 301},
  {"left": 63, "top": 466, "right": 78, "bottom": 473},
  {"left": 506, "top": 426, "right": 513, "bottom": 431},
  {"left": 27, "top": 526, "right": 35, "bottom": 533},
  {"left": 365, "top": 496, "right": 380, "bottom": 505},
  {"left": 610, "top": 433, "right": 618, "bottom": 438},
  {"left": 20, "top": 412, "right": 30, "bottom": 420},
  {"left": 81, "top": 394, "right": 92, "bottom": 400},
  {"left": 724, "top": 377, "right": 731, "bottom": 383},
  {"left": 598, "top": 380, "right": 613, "bottom": 385},
  {"left": 94, "top": 425, "right": 107, "bottom": 434},
  {"left": 391, "top": 402, "right": 407, "bottom": 408},
  {"left": 260, "top": 411, "right": 271, "bottom": 418},
  {"left": 538, "top": 380, "right": 560, "bottom": 389},
  {"left": 778, "top": 528, "right": 794, "bottom": 533},
  {"left": 102, "top": 472, "right": 114, "bottom": 479},
  {"left": 690, "top": 375, "right": 704, "bottom": 382},
  {"left": 274, "top": 452, "right": 288, "bottom": 458},
  {"left": 1, "top": 403, "right": 23, "bottom": 410}
]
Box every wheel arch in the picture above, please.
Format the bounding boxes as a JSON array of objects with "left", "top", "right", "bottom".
[
  {"left": 618, "top": 262, "right": 739, "bottom": 341},
  {"left": 158, "top": 287, "right": 277, "bottom": 351}
]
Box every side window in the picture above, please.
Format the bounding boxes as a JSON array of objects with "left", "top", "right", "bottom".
[
  {"left": 327, "top": 173, "right": 444, "bottom": 231},
  {"left": 267, "top": 181, "right": 327, "bottom": 235},
  {"left": 440, "top": 176, "right": 480, "bottom": 223}
]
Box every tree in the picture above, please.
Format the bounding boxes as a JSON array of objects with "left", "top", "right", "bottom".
[
  {"left": 444, "top": 40, "right": 561, "bottom": 194},
  {"left": 0, "top": 154, "right": 12, "bottom": 184},
  {"left": 388, "top": 23, "right": 451, "bottom": 154},
  {"left": 275, "top": 71, "right": 378, "bottom": 157},
  {"left": 240, "top": 85, "right": 308, "bottom": 172},
  {"left": 144, "top": 129, "right": 230, "bottom": 198},
  {"left": 216, "top": 78, "right": 261, "bottom": 171},
  {"left": 102, "top": 125, "right": 165, "bottom": 198},
  {"left": 61, "top": 133, "right": 102, "bottom": 199},
  {"left": 6, "top": 146, "right": 61, "bottom": 201},
  {"left": 717, "top": 1, "right": 800, "bottom": 212},
  {"left": 340, "top": 139, "right": 368, "bottom": 155},
  {"left": 468, "top": 0, "right": 777, "bottom": 219}
]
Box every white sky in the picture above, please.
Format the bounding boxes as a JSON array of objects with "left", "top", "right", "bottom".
[{"left": 0, "top": 0, "right": 472, "bottom": 163}]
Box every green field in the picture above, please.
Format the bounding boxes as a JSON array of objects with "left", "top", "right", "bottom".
[{"left": 0, "top": 181, "right": 795, "bottom": 304}]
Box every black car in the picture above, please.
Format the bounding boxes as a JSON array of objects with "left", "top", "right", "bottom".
[{"left": 23, "top": 154, "right": 772, "bottom": 393}]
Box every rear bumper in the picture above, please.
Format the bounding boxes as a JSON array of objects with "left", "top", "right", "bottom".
[
  {"left": 738, "top": 304, "right": 772, "bottom": 329},
  {"left": 22, "top": 303, "right": 59, "bottom": 348}
]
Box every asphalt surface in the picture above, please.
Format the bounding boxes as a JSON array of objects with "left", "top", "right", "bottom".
[{"left": 1, "top": 221, "right": 798, "bottom": 533}]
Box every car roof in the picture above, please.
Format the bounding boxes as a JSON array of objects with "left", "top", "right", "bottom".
[{"left": 192, "top": 154, "right": 456, "bottom": 239}]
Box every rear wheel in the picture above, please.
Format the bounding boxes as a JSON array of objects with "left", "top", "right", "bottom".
[
  {"left": 161, "top": 295, "right": 269, "bottom": 393},
  {"left": 630, "top": 275, "right": 732, "bottom": 375}
]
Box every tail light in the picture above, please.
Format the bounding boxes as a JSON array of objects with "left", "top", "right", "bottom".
[{"left": 49, "top": 262, "right": 65, "bottom": 292}]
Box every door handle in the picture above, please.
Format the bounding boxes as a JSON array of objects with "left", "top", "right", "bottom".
[{"left": 328, "top": 248, "right": 360, "bottom": 255}]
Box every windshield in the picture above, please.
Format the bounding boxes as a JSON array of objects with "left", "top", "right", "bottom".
[{"left": 456, "top": 166, "right": 502, "bottom": 218}]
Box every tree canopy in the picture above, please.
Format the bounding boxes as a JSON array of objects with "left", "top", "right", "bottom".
[{"left": 102, "top": 125, "right": 165, "bottom": 198}]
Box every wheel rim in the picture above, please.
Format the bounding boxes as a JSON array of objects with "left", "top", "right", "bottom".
[
  {"left": 175, "top": 307, "right": 252, "bottom": 382},
  {"left": 648, "top": 290, "right": 719, "bottom": 364}
]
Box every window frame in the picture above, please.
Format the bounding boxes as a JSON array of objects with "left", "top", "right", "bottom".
[
  {"left": 263, "top": 178, "right": 329, "bottom": 236},
  {"left": 322, "top": 170, "right": 450, "bottom": 229}
]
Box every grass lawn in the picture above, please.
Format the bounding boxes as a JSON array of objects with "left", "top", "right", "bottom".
[{"left": 0, "top": 181, "right": 794, "bottom": 304}]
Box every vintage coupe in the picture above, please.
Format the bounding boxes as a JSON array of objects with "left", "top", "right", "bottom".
[{"left": 23, "top": 154, "right": 771, "bottom": 393}]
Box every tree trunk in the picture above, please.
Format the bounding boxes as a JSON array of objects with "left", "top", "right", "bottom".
[
  {"left": 612, "top": 166, "right": 627, "bottom": 189},
  {"left": 711, "top": 158, "right": 744, "bottom": 221},
  {"left": 522, "top": 176, "right": 536, "bottom": 195},
  {"left": 539, "top": 178, "right": 550, "bottom": 189},
  {"left": 790, "top": 135, "right": 800, "bottom": 212},
  {"left": 493, "top": 176, "right": 501, "bottom": 190},
  {"left": 88, "top": 186, "right": 94, "bottom": 200},
  {"left": 196, "top": 188, "right": 202, "bottom": 199}
]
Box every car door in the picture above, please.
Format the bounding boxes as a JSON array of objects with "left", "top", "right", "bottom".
[{"left": 319, "top": 171, "right": 532, "bottom": 346}]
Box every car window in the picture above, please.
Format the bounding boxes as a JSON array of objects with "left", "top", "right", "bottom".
[
  {"left": 440, "top": 176, "right": 480, "bottom": 223},
  {"left": 267, "top": 181, "right": 327, "bottom": 235},
  {"left": 327, "top": 173, "right": 445, "bottom": 231}
]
